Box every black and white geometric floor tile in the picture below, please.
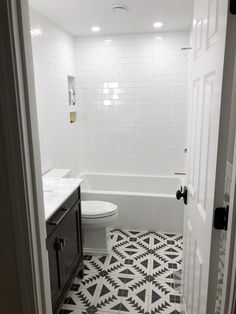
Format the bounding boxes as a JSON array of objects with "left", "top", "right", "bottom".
[{"left": 60, "top": 229, "right": 184, "bottom": 314}]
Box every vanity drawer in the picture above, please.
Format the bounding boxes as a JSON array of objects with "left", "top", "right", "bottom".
[{"left": 46, "top": 188, "right": 80, "bottom": 237}]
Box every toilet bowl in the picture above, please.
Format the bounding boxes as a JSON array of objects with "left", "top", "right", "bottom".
[
  {"left": 44, "top": 169, "right": 118, "bottom": 255},
  {"left": 81, "top": 201, "right": 118, "bottom": 255}
]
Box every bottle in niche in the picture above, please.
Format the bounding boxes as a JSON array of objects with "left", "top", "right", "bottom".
[
  {"left": 69, "top": 87, "right": 75, "bottom": 106},
  {"left": 68, "top": 76, "right": 76, "bottom": 106}
]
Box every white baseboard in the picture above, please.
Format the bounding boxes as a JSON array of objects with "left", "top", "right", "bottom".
[{"left": 83, "top": 247, "right": 110, "bottom": 256}]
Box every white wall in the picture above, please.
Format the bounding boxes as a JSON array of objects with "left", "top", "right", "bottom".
[
  {"left": 75, "top": 32, "right": 189, "bottom": 175},
  {"left": 30, "top": 9, "right": 81, "bottom": 176}
]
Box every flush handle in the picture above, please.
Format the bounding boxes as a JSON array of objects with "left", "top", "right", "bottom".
[{"left": 176, "top": 186, "right": 188, "bottom": 205}]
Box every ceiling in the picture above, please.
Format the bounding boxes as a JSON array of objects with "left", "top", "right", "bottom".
[{"left": 29, "top": 0, "right": 194, "bottom": 37}]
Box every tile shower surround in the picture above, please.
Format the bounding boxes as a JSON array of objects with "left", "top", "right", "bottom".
[
  {"left": 30, "top": 8, "right": 190, "bottom": 176},
  {"left": 75, "top": 33, "right": 189, "bottom": 175}
]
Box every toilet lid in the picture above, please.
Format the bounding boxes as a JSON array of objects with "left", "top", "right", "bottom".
[{"left": 82, "top": 201, "right": 118, "bottom": 218}]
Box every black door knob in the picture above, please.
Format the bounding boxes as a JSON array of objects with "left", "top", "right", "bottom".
[{"left": 176, "top": 186, "right": 188, "bottom": 205}]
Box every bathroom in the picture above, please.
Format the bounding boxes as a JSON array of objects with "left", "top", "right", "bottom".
[{"left": 17, "top": 0, "right": 236, "bottom": 313}]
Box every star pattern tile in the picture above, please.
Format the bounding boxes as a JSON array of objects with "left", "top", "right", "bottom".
[{"left": 60, "top": 229, "right": 184, "bottom": 314}]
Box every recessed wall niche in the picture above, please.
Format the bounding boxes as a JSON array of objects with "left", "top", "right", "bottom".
[{"left": 68, "top": 76, "right": 78, "bottom": 124}]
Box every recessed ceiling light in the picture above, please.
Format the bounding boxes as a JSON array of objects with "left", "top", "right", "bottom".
[
  {"left": 105, "top": 39, "right": 112, "bottom": 43},
  {"left": 91, "top": 26, "right": 100, "bottom": 32},
  {"left": 155, "top": 36, "right": 162, "bottom": 40},
  {"left": 30, "top": 27, "right": 42, "bottom": 37},
  {"left": 153, "top": 22, "right": 163, "bottom": 29}
]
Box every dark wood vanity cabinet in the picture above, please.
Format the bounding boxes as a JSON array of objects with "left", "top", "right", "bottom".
[{"left": 46, "top": 188, "right": 84, "bottom": 314}]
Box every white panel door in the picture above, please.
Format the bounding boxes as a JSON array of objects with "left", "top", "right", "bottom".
[{"left": 183, "top": 0, "right": 229, "bottom": 312}]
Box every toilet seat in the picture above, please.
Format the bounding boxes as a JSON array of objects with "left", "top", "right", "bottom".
[{"left": 82, "top": 201, "right": 118, "bottom": 219}]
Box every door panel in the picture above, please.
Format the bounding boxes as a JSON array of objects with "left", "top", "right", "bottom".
[
  {"left": 207, "top": 0, "right": 219, "bottom": 48},
  {"left": 183, "top": 0, "right": 228, "bottom": 311},
  {"left": 189, "top": 79, "right": 200, "bottom": 192},
  {"left": 195, "top": 19, "right": 203, "bottom": 59},
  {"left": 198, "top": 73, "right": 214, "bottom": 209},
  {"left": 60, "top": 201, "right": 82, "bottom": 285},
  {"left": 192, "top": 247, "right": 203, "bottom": 314},
  {"left": 187, "top": 235, "right": 195, "bottom": 313}
]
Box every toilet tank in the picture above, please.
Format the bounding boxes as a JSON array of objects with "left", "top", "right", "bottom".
[{"left": 43, "top": 168, "right": 71, "bottom": 178}]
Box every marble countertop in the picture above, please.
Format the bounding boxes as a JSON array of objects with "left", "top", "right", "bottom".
[{"left": 43, "top": 177, "right": 83, "bottom": 220}]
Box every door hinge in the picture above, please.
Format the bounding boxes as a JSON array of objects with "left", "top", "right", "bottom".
[
  {"left": 214, "top": 206, "right": 229, "bottom": 230},
  {"left": 231, "top": 0, "right": 236, "bottom": 14}
]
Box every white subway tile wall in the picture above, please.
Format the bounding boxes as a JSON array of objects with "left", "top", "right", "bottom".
[
  {"left": 30, "top": 9, "right": 81, "bottom": 176},
  {"left": 30, "top": 8, "right": 190, "bottom": 176},
  {"left": 76, "top": 33, "right": 190, "bottom": 175}
]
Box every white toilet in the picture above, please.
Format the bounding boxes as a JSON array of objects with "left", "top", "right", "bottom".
[
  {"left": 44, "top": 168, "right": 118, "bottom": 256},
  {"left": 82, "top": 201, "right": 118, "bottom": 256}
]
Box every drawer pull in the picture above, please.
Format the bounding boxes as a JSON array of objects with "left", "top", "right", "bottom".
[
  {"left": 55, "top": 238, "right": 66, "bottom": 251},
  {"left": 59, "top": 238, "right": 66, "bottom": 248},
  {"left": 50, "top": 208, "right": 70, "bottom": 226}
]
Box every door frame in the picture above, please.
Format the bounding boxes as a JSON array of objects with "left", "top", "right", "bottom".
[
  {"left": 0, "top": 0, "right": 52, "bottom": 313},
  {"left": 2, "top": 0, "right": 236, "bottom": 314},
  {"left": 220, "top": 132, "right": 236, "bottom": 314}
]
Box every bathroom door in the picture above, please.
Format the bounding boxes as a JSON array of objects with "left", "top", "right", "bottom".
[{"left": 183, "top": 0, "right": 229, "bottom": 312}]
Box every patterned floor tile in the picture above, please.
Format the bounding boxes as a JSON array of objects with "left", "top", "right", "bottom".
[
  {"left": 152, "top": 233, "right": 183, "bottom": 255},
  {"left": 112, "top": 244, "right": 147, "bottom": 261},
  {"left": 149, "top": 280, "right": 181, "bottom": 303},
  {"left": 64, "top": 275, "right": 102, "bottom": 311},
  {"left": 149, "top": 255, "right": 182, "bottom": 281},
  {"left": 83, "top": 255, "right": 110, "bottom": 276},
  {"left": 148, "top": 299, "right": 176, "bottom": 314},
  {"left": 119, "top": 293, "right": 149, "bottom": 313},
  {"left": 93, "top": 277, "right": 124, "bottom": 313},
  {"left": 125, "top": 254, "right": 152, "bottom": 278},
  {"left": 147, "top": 284, "right": 183, "bottom": 314},
  {"left": 111, "top": 229, "right": 130, "bottom": 244},
  {"left": 112, "top": 229, "right": 153, "bottom": 251},
  {"left": 105, "top": 252, "right": 134, "bottom": 276},
  {"left": 61, "top": 229, "right": 184, "bottom": 314}
]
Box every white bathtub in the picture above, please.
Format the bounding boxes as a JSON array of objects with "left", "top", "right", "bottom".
[{"left": 80, "top": 173, "right": 184, "bottom": 233}]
